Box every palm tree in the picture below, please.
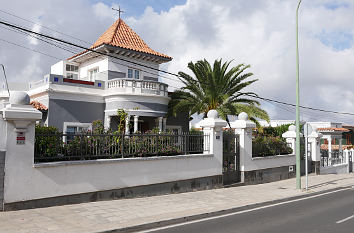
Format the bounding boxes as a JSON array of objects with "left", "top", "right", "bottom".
[{"left": 168, "top": 59, "right": 269, "bottom": 127}]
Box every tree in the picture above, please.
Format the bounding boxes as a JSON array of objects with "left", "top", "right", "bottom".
[{"left": 168, "top": 59, "right": 269, "bottom": 127}]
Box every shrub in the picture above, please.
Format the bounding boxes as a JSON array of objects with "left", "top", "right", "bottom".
[{"left": 252, "top": 135, "right": 293, "bottom": 157}]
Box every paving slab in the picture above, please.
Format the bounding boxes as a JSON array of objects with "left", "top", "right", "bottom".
[{"left": 1, "top": 174, "right": 354, "bottom": 233}]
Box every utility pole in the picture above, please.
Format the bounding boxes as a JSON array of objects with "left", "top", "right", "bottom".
[{"left": 296, "top": 0, "right": 302, "bottom": 189}]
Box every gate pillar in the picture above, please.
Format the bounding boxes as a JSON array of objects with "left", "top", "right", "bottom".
[
  {"left": 200, "top": 110, "right": 227, "bottom": 174},
  {"left": 230, "top": 112, "right": 256, "bottom": 183},
  {"left": 308, "top": 127, "right": 322, "bottom": 175}
]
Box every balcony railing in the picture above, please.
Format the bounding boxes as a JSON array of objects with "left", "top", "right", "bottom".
[{"left": 29, "top": 75, "right": 169, "bottom": 97}]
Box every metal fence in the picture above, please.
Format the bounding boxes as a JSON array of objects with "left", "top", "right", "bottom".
[
  {"left": 34, "top": 132, "right": 210, "bottom": 163},
  {"left": 320, "top": 150, "right": 346, "bottom": 167}
]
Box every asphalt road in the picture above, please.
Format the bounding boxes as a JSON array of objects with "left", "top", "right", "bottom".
[{"left": 145, "top": 188, "right": 354, "bottom": 233}]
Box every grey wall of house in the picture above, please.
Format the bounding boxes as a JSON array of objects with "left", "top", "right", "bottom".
[
  {"left": 48, "top": 99, "right": 105, "bottom": 132},
  {"left": 167, "top": 112, "right": 190, "bottom": 132},
  {"left": 0, "top": 151, "right": 5, "bottom": 211},
  {"left": 106, "top": 101, "right": 168, "bottom": 117}
]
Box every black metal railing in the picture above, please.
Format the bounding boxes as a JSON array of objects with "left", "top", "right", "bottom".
[
  {"left": 34, "top": 132, "right": 210, "bottom": 163},
  {"left": 320, "top": 150, "right": 345, "bottom": 167}
]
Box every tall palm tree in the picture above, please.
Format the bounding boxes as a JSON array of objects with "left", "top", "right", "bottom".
[{"left": 168, "top": 59, "right": 269, "bottom": 127}]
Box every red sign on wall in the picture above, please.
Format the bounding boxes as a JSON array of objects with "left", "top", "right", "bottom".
[{"left": 17, "top": 132, "right": 25, "bottom": 145}]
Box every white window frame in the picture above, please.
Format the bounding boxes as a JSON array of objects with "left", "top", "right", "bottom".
[
  {"left": 88, "top": 67, "right": 99, "bottom": 81},
  {"left": 166, "top": 125, "right": 182, "bottom": 134},
  {"left": 63, "top": 122, "right": 92, "bottom": 143}
]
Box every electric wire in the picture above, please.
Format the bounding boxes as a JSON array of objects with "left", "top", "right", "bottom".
[{"left": 0, "top": 19, "right": 353, "bottom": 118}]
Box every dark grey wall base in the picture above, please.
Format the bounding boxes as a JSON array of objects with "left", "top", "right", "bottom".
[
  {"left": 311, "top": 161, "right": 321, "bottom": 175},
  {"left": 0, "top": 151, "right": 5, "bottom": 211},
  {"left": 243, "top": 165, "right": 296, "bottom": 185},
  {"left": 3, "top": 175, "right": 222, "bottom": 211}
]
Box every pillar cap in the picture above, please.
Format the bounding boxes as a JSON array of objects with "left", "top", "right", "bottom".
[{"left": 9, "top": 91, "right": 30, "bottom": 105}]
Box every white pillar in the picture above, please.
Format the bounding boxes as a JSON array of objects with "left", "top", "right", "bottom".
[
  {"left": 158, "top": 117, "right": 163, "bottom": 132},
  {"left": 1, "top": 92, "right": 42, "bottom": 207},
  {"left": 104, "top": 115, "right": 111, "bottom": 130},
  {"left": 200, "top": 110, "right": 227, "bottom": 174},
  {"left": 328, "top": 135, "right": 332, "bottom": 161},
  {"left": 282, "top": 125, "right": 297, "bottom": 155},
  {"left": 308, "top": 127, "right": 322, "bottom": 175},
  {"left": 230, "top": 112, "right": 256, "bottom": 183},
  {"left": 163, "top": 118, "right": 167, "bottom": 132},
  {"left": 125, "top": 115, "right": 130, "bottom": 135},
  {"left": 134, "top": 115, "right": 139, "bottom": 133},
  {"left": 339, "top": 137, "right": 343, "bottom": 154}
]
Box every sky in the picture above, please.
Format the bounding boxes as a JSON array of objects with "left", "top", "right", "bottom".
[{"left": 0, "top": 0, "right": 354, "bottom": 124}]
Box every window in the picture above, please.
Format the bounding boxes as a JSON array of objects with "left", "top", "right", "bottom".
[
  {"left": 66, "top": 64, "right": 78, "bottom": 72},
  {"left": 127, "top": 68, "right": 140, "bottom": 79},
  {"left": 88, "top": 68, "right": 99, "bottom": 81},
  {"left": 63, "top": 122, "right": 92, "bottom": 143},
  {"left": 67, "top": 73, "right": 78, "bottom": 79},
  {"left": 134, "top": 70, "right": 140, "bottom": 79},
  {"left": 128, "top": 69, "right": 133, "bottom": 78}
]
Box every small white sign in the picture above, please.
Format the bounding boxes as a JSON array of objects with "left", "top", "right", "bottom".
[{"left": 289, "top": 165, "right": 294, "bottom": 172}]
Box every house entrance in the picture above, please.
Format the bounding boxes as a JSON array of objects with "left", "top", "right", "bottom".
[{"left": 223, "top": 131, "right": 241, "bottom": 185}]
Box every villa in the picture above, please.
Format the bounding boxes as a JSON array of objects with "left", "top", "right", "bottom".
[{"left": 2, "top": 18, "right": 188, "bottom": 134}]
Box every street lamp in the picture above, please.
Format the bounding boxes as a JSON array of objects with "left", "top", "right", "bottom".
[{"left": 295, "top": 0, "right": 302, "bottom": 189}]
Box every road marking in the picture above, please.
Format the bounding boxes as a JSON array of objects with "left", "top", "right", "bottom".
[
  {"left": 138, "top": 187, "right": 352, "bottom": 233},
  {"left": 336, "top": 215, "right": 354, "bottom": 224}
]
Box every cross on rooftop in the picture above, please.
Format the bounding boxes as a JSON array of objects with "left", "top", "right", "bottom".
[{"left": 112, "top": 6, "right": 124, "bottom": 19}]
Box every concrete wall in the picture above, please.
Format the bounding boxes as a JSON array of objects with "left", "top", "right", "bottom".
[
  {"left": 320, "top": 164, "right": 348, "bottom": 174},
  {"left": 80, "top": 57, "right": 109, "bottom": 81},
  {"left": 4, "top": 152, "right": 220, "bottom": 205},
  {"left": 245, "top": 154, "right": 296, "bottom": 171},
  {"left": 48, "top": 99, "right": 105, "bottom": 131}
]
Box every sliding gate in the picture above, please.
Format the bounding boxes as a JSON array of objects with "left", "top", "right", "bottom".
[{"left": 223, "top": 131, "right": 241, "bottom": 185}]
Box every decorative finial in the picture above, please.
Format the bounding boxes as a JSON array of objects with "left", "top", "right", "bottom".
[{"left": 112, "top": 5, "right": 124, "bottom": 19}]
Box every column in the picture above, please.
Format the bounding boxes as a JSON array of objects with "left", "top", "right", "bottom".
[
  {"left": 200, "top": 110, "right": 227, "bottom": 174},
  {"left": 328, "top": 135, "right": 332, "bottom": 163},
  {"left": 308, "top": 127, "right": 322, "bottom": 175},
  {"left": 134, "top": 115, "right": 139, "bottom": 133},
  {"left": 230, "top": 112, "right": 256, "bottom": 183},
  {"left": 339, "top": 137, "right": 343, "bottom": 155},
  {"left": 163, "top": 118, "right": 167, "bottom": 132},
  {"left": 104, "top": 115, "right": 111, "bottom": 130},
  {"left": 158, "top": 117, "right": 163, "bottom": 132},
  {"left": 1, "top": 91, "right": 42, "bottom": 209},
  {"left": 125, "top": 115, "right": 130, "bottom": 135}
]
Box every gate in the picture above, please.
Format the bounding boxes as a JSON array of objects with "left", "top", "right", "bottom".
[
  {"left": 349, "top": 151, "right": 353, "bottom": 173},
  {"left": 223, "top": 131, "right": 241, "bottom": 185}
]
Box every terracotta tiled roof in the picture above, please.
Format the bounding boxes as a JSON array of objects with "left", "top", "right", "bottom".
[
  {"left": 317, "top": 127, "right": 350, "bottom": 132},
  {"left": 69, "top": 19, "right": 171, "bottom": 61},
  {"left": 30, "top": 101, "right": 48, "bottom": 112}
]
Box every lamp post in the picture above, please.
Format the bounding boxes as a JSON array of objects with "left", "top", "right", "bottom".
[{"left": 296, "top": 0, "right": 302, "bottom": 189}]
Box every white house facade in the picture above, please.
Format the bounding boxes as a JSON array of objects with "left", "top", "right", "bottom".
[{"left": 22, "top": 18, "right": 187, "bottom": 133}]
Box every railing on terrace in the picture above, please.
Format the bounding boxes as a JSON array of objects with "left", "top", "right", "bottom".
[
  {"left": 34, "top": 132, "right": 210, "bottom": 163},
  {"left": 107, "top": 79, "right": 168, "bottom": 96},
  {"left": 320, "top": 150, "right": 346, "bottom": 167}
]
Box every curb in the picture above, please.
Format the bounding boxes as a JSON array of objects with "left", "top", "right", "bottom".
[{"left": 99, "top": 185, "right": 352, "bottom": 233}]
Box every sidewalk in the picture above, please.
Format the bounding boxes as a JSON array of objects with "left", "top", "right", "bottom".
[{"left": 1, "top": 173, "right": 354, "bottom": 233}]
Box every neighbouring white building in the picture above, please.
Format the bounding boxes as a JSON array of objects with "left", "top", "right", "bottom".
[{"left": 1, "top": 18, "right": 189, "bottom": 134}]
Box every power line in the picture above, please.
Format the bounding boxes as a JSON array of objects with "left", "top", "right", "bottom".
[
  {"left": 0, "top": 9, "right": 93, "bottom": 46},
  {"left": 245, "top": 93, "right": 354, "bottom": 117},
  {"left": 0, "top": 19, "right": 180, "bottom": 78},
  {"left": 0, "top": 37, "right": 62, "bottom": 60},
  {"left": 0, "top": 19, "right": 353, "bottom": 117}
]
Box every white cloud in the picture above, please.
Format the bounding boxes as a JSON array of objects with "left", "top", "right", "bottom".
[{"left": 1, "top": 0, "right": 354, "bottom": 124}]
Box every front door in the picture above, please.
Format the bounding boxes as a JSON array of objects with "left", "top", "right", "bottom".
[{"left": 223, "top": 131, "right": 241, "bottom": 185}]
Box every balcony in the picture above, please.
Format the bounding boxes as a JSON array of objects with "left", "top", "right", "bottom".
[{"left": 28, "top": 74, "right": 169, "bottom": 97}]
